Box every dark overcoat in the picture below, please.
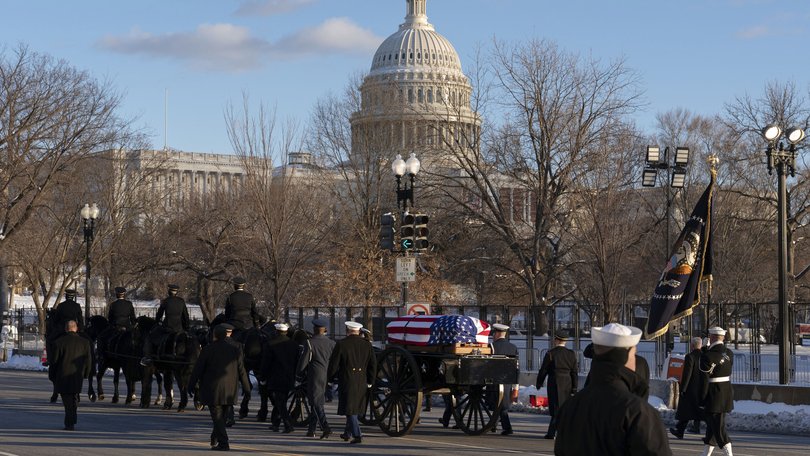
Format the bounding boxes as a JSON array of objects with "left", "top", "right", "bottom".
[
  {"left": 108, "top": 299, "right": 136, "bottom": 328},
  {"left": 536, "top": 345, "right": 578, "bottom": 415},
  {"left": 156, "top": 295, "right": 189, "bottom": 332},
  {"left": 554, "top": 360, "right": 672, "bottom": 456},
  {"left": 675, "top": 348, "right": 704, "bottom": 420},
  {"left": 224, "top": 290, "right": 259, "bottom": 330},
  {"left": 262, "top": 337, "right": 302, "bottom": 392},
  {"left": 300, "top": 334, "right": 336, "bottom": 407},
  {"left": 53, "top": 299, "right": 84, "bottom": 333},
  {"left": 699, "top": 342, "right": 734, "bottom": 414},
  {"left": 327, "top": 334, "right": 376, "bottom": 416},
  {"left": 492, "top": 337, "right": 519, "bottom": 409},
  {"left": 49, "top": 332, "right": 92, "bottom": 394},
  {"left": 188, "top": 339, "right": 251, "bottom": 406}
]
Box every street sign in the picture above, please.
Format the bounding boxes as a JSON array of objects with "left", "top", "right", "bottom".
[
  {"left": 396, "top": 257, "right": 416, "bottom": 282},
  {"left": 406, "top": 302, "right": 430, "bottom": 315}
]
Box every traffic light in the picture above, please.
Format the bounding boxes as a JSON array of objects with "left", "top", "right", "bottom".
[
  {"left": 400, "top": 213, "right": 415, "bottom": 250},
  {"left": 379, "top": 213, "right": 395, "bottom": 251},
  {"left": 413, "top": 214, "right": 429, "bottom": 250}
]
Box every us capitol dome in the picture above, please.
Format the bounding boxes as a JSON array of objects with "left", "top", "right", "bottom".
[{"left": 351, "top": 0, "right": 480, "bottom": 168}]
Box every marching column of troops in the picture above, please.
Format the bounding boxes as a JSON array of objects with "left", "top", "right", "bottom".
[{"left": 47, "top": 279, "right": 736, "bottom": 455}]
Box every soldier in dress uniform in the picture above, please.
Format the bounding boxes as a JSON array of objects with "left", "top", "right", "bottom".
[
  {"left": 188, "top": 323, "right": 252, "bottom": 451},
  {"left": 142, "top": 284, "right": 190, "bottom": 366},
  {"left": 670, "top": 336, "right": 704, "bottom": 439},
  {"left": 261, "top": 322, "right": 301, "bottom": 434},
  {"left": 107, "top": 287, "right": 136, "bottom": 330},
  {"left": 535, "top": 329, "right": 578, "bottom": 439},
  {"left": 53, "top": 289, "right": 84, "bottom": 334},
  {"left": 223, "top": 277, "right": 259, "bottom": 333},
  {"left": 49, "top": 320, "right": 92, "bottom": 430},
  {"left": 300, "top": 318, "right": 336, "bottom": 439},
  {"left": 698, "top": 327, "right": 735, "bottom": 456},
  {"left": 327, "top": 321, "right": 376, "bottom": 444},
  {"left": 554, "top": 323, "right": 672, "bottom": 455},
  {"left": 491, "top": 323, "right": 518, "bottom": 435}
]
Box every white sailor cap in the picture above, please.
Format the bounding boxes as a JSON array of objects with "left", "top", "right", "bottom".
[
  {"left": 492, "top": 323, "right": 510, "bottom": 332},
  {"left": 345, "top": 321, "right": 363, "bottom": 330},
  {"left": 274, "top": 323, "right": 289, "bottom": 331},
  {"left": 708, "top": 326, "right": 727, "bottom": 336},
  {"left": 591, "top": 323, "right": 642, "bottom": 348}
]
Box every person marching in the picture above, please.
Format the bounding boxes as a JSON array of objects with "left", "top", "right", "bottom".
[
  {"left": 299, "top": 317, "right": 336, "bottom": 439},
  {"left": 49, "top": 320, "right": 92, "bottom": 430},
  {"left": 108, "top": 287, "right": 136, "bottom": 330},
  {"left": 491, "top": 323, "right": 518, "bottom": 435},
  {"left": 327, "top": 321, "right": 376, "bottom": 444},
  {"left": 261, "top": 322, "right": 301, "bottom": 434},
  {"left": 670, "top": 336, "right": 704, "bottom": 439},
  {"left": 188, "top": 323, "right": 252, "bottom": 451},
  {"left": 698, "top": 327, "right": 735, "bottom": 456},
  {"left": 223, "top": 277, "right": 259, "bottom": 336},
  {"left": 536, "top": 329, "right": 578, "bottom": 440},
  {"left": 142, "top": 284, "right": 189, "bottom": 366},
  {"left": 554, "top": 323, "right": 672, "bottom": 455}
]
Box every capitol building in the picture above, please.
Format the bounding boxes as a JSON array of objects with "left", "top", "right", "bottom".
[{"left": 117, "top": 0, "right": 479, "bottom": 206}]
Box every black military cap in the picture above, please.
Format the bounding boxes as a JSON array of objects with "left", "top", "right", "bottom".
[
  {"left": 167, "top": 284, "right": 180, "bottom": 291},
  {"left": 312, "top": 318, "right": 328, "bottom": 328},
  {"left": 114, "top": 286, "right": 126, "bottom": 295},
  {"left": 213, "top": 324, "right": 231, "bottom": 338},
  {"left": 232, "top": 276, "right": 246, "bottom": 286},
  {"left": 65, "top": 289, "right": 77, "bottom": 297},
  {"left": 555, "top": 330, "right": 571, "bottom": 341}
]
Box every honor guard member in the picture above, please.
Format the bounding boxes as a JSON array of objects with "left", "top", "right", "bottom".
[
  {"left": 189, "top": 323, "right": 252, "bottom": 451},
  {"left": 555, "top": 323, "right": 672, "bottom": 456},
  {"left": 156, "top": 284, "right": 189, "bottom": 333},
  {"left": 670, "top": 337, "right": 704, "bottom": 439},
  {"left": 260, "top": 322, "right": 292, "bottom": 431},
  {"left": 327, "top": 321, "right": 376, "bottom": 444},
  {"left": 536, "top": 329, "right": 578, "bottom": 439},
  {"left": 108, "top": 287, "right": 136, "bottom": 330},
  {"left": 49, "top": 320, "right": 92, "bottom": 430},
  {"left": 261, "top": 322, "right": 301, "bottom": 434},
  {"left": 491, "top": 323, "right": 518, "bottom": 435},
  {"left": 299, "top": 318, "right": 336, "bottom": 439},
  {"left": 54, "top": 289, "right": 84, "bottom": 334},
  {"left": 698, "top": 327, "right": 735, "bottom": 456},
  {"left": 224, "top": 277, "right": 259, "bottom": 333}
]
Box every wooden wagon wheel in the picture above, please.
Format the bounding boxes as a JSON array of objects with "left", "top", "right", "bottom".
[
  {"left": 358, "top": 388, "right": 383, "bottom": 426},
  {"left": 450, "top": 384, "right": 503, "bottom": 435},
  {"left": 372, "top": 346, "right": 423, "bottom": 437},
  {"left": 287, "top": 383, "right": 311, "bottom": 427}
]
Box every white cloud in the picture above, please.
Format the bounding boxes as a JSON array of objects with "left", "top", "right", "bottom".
[
  {"left": 99, "top": 18, "right": 382, "bottom": 72},
  {"left": 234, "top": 0, "right": 315, "bottom": 17},
  {"left": 736, "top": 25, "right": 770, "bottom": 39},
  {"left": 272, "top": 17, "right": 382, "bottom": 57},
  {"left": 99, "top": 23, "right": 272, "bottom": 72}
]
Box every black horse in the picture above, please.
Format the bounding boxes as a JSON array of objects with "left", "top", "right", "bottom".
[
  {"left": 140, "top": 322, "right": 201, "bottom": 412},
  {"left": 43, "top": 308, "right": 97, "bottom": 403},
  {"left": 93, "top": 315, "right": 158, "bottom": 405}
]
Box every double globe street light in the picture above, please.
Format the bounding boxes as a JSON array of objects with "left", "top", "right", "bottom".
[
  {"left": 81, "top": 203, "right": 100, "bottom": 322},
  {"left": 762, "top": 124, "right": 806, "bottom": 385}
]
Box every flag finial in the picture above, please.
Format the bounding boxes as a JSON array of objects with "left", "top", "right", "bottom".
[{"left": 707, "top": 155, "right": 719, "bottom": 176}]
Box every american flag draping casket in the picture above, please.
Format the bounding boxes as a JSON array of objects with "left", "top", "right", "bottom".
[{"left": 386, "top": 315, "right": 490, "bottom": 346}]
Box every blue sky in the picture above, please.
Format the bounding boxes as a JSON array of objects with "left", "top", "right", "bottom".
[{"left": 3, "top": 0, "right": 808, "bottom": 154}]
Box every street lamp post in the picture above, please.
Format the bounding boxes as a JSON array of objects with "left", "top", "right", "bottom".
[
  {"left": 762, "top": 124, "right": 806, "bottom": 385},
  {"left": 392, "top": 153, "right": 421, "bottom": 307},
  {"left": 81, "top": 203, "right": 100, "bottom": 323}
]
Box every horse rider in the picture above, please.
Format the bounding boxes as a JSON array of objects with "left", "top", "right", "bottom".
[
  {"left": 53, "top": 289, "right": 84, "bottom": 335},
  {"left": 224, "top": 277, "right": 259, "bottom": 337},
  {"left": 108, "top": 287, "right": 136, "bottom": 330},
  {"left": 299, "top": 318, "right": 336, "bottom": 439},
  {"left": 141, "top": 284, "right": 189, "bottom": 366}
]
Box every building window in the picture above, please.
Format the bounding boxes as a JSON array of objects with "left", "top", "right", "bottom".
[
  {"left": 427, "top": 89, "right": 433, "bottom": 103},
  {"left": 408, "top": 89, "right": 414, "bottom": 103},
  {"left": 418, "top": 89, "right": 423, "bottom": 103}
]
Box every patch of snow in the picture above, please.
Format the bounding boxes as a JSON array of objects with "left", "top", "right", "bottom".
[{"left": 0, "top": 354, "right": 47, "bottom": 371}]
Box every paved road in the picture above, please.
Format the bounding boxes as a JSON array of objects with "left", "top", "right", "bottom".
[{"left": 0, "top": 369, "right": 808, "bottom": 455}]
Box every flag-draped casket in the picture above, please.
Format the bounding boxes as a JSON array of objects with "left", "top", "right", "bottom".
[{"left": 386, "top": 315, "right": 491, "bottom": 346}]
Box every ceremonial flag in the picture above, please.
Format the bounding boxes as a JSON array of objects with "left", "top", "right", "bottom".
[
  {"left": 387, "top": 315, "right": 490, "bottom": 345},
  {"left": 645, "top": 169, "right": 715, "bottom": 339}
]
